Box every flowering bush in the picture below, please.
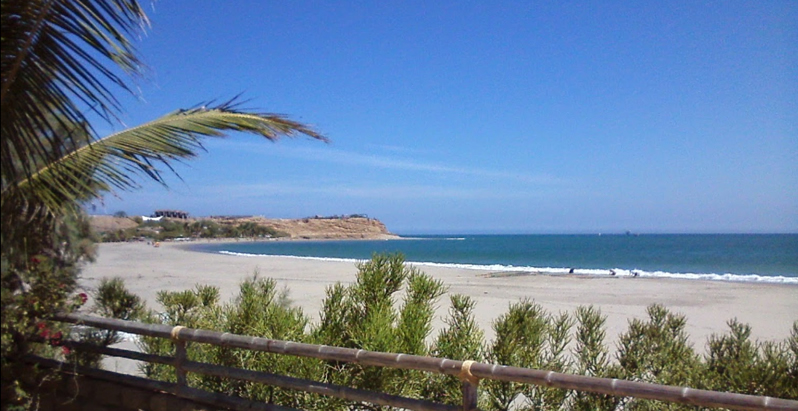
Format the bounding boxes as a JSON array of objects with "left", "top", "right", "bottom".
[{"left": 1, "top": 214, "right": 96, "bottom": 408}]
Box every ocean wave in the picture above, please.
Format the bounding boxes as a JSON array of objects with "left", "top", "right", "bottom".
[
  {"left": 217, "top": 251, "right": 797, "bottom": 285},
  {"left": 408, "top": 262, "right": 798, "bottom": 284},
  {"left": 396, "top": 236, "right": 466, "bottom": 241},
  {"left": 219, "top": 251, "right": 361, "bottom": 264}
]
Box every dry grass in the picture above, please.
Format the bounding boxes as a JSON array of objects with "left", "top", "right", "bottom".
[{"left": 89, "top": 215, "right": 139, "bottom": 233}]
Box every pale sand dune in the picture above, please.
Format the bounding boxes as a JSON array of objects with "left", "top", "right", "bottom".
[{"left": 80, "top": 241, "right": 797, "bottom": 370}]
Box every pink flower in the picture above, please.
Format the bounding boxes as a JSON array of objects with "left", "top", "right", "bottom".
[
  {"left": 78, "top": 293, "right": 88, "bottom": 304},
  {"left": 61, "top": 346, "right": 71, "bottom": 355},
  {"left": 49, "top": 331, "right": 63, "bottom": 346},
  {"left": 38, "top": 324, "right": 50, "bottom": 338}
]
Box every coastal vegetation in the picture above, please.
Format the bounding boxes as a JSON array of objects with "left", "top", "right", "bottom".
[
  {"left": 127, "top": 253, "right": 797, "bottom": 409},
  {"left": 92, "top": 214, "right": 394, "bottom": 242},
  {"left": 98, "top": 218, "right": 289, "bottom": 242},
  {"left": 1, "top": 0, "right": 321, "bottom": 407}
]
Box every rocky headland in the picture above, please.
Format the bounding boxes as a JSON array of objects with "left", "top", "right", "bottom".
[{"left": 90, "top": 214, "right": 398, "bottom": 240}]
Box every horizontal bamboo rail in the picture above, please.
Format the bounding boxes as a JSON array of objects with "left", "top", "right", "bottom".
[
  {"left": 53, "top": 313, "right": 798, "bottom": 411},
  {"left": 57, "top": 340, "right": 457, "bottom": 411},
  {"left": 24, "top": 354, "right": 295, "bottom": 411}
]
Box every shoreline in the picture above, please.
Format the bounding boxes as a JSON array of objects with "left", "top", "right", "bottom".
[
  {"left": 81, "top": 242, "right": 797, "bottom": 354},
  {"left": 177, "top": 238, "right": 797, "bottom": 285}
]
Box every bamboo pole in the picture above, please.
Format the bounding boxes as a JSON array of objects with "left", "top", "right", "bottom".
[
  {"left": 54, "top": 313, "right": 464, "bottom": 375},
  {"left": 459, "top": 360, "right": 479, "bottom": 411},
  {"left": 172, "top": 326, "right": 187, "bottom": 390},
  {"left": 58, "top": 341, "right": 457, "bottom": 411},
  {"left": 461, "top": 381, "right": 478, "bottom": 411},
  {"left": 174, "top": 340, "right": 187, "bottom": 389},
  {"left": 24, "top": 355, "right": 297, "bottom": 411},
  {"left": 464, "top": 363, "right": 797, "bottom": 411},
  {"left": 53, "top": 313, "right": 798, "bottom": 411},
  {"left": 183, "top": 359, "right": 458, "bottom": 411},
  {"left": 64, "top": 340, "right": 174, "bottom": 366}
]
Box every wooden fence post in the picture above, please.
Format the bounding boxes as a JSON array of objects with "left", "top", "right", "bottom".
[
  {"left": 172, "top": 326, "right": 187, "bottom": 391},
  {"left": 459, "top": 360, "right": 479, "bottom": 411},
  {"left": 461, "top": 381, "right": 478, "bottom": 411}
]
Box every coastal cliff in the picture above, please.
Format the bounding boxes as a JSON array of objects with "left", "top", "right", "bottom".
[
  {"left": 90, "top": 215, "right": 398, "bottom": 240},
  {"left": 209, "top": 216, "right": 398, "bottom": 240}
]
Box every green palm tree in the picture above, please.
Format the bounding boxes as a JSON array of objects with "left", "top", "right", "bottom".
[
  {"left": 1, "top": 0, "right": 325, "bottom": 250},
  {"left": 1, "top": 3, "right": 325, "bottom": 401},
  {"left": 2, "top": 0, "right": 325, "bottom": 213}
]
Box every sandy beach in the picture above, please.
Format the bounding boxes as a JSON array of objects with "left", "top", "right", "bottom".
[{"left": 80, "top": 242, "right": 797, "bottom": 360}]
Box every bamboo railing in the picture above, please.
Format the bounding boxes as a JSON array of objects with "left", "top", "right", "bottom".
[{"left": 47, "top": 313, "right": 797, "bottom": 411}]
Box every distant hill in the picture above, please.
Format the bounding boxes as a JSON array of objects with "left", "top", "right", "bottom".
[
  {"left": 89, "top": 215, "right": 139, "bottom": 233},
  {"left": 90, "top": 215, "right": 397, "bottom": 240},
  {"left": 209, "top": 216, "right": 398, "bottom": 240}
]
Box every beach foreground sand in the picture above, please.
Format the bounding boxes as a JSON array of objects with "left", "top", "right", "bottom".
[{"left": 80, "top": 242, "right": 797, "bottom": 372}]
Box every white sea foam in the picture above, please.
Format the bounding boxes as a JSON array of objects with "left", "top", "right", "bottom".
[
  {"left": 219, "top": 251, "right": 360, "bottom": 264},
  {"left": 217, "top": 251, "right": 798, "bottom": 285},
  {"left": 397, "top": 237, "right": 466, "bottom": 241}
]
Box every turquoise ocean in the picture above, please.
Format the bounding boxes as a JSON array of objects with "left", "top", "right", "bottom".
[{"left": 189, "top": 234, "right": 798, "bottom": 284}]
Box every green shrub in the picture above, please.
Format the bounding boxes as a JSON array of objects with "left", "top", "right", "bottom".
[
  {"left": 571, "top": 305, "right": 619, "bottom": 410},
  {"left": 616, "top": 305, "right": 699, "bottom": 410},
  {"left": 703, "top": 319, "right": 798, "bottom": 398},
  {"left": 310, "top": 254, "right": 446, "bottom": 408},
  {"left": 125, "top": 254, "right": 798, "bottom": 409},
  {"left": 485, "top": 299, "right": 548, "bottom": 410},
  {"left": 69, "top": 277, "right": 145, "bottom": 367},
  {"left": 534, "top": 311, "right": 573, "bottom": 409},
  {"left": 424, "top": 294, "right": 485, "bottom": 407},
  {"left": 139, "top": 254, "right": 449, "bottom": 409}
]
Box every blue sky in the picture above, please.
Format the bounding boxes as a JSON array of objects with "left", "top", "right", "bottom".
[{"left": 92, "top": 1, "right": 797, "bottom": 234}]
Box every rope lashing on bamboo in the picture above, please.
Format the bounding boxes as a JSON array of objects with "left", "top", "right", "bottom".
[
  {"left": 458, "top": 360, "right": 480, "bottom": 385},
  {"left": 171, "top": 326, "right": 185, "bottom": 340}
]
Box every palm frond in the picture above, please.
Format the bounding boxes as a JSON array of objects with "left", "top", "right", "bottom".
[
  {"left": 3, "top": 101, "right": 326, "bottom": 213},
  {"left": 1, "top": 0, "right": 147, "bottom": 187}
]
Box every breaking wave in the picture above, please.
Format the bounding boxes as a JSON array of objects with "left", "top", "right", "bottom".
[{"left": 217, "top": 251, "right": 797, "bottom": 284}]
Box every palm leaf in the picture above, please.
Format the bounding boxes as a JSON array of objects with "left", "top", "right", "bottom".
[
  {"left": 3, "top": 101, "right": 326, "bottom": 214},
  {"left": 1, "top": 0, "right": 147, "bottom": 188}
]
